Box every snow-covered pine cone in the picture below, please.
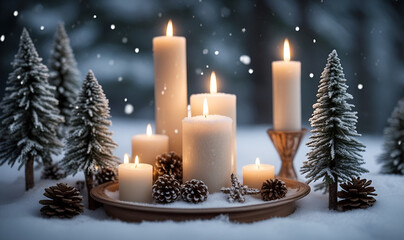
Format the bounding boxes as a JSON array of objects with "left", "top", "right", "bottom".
[
  {"left": 152, "top": 175, "right": 181, "bottom": 203},
  {"left": 181, "top": 179, "right": 209, "bottom": 203},
  {"left": 41, "top": 162, "right": 66, "bottom": 180},
  {"left": 261, "top": 179, "right": 288, "bottom": 201},
  {"left": 95, "top": 167, "right": 117, "bottom": 185},
  {"left": 337, "top": 177, "right": 377, "bottom": 211},
  {"left": 39, "top": 183, "right": 84, "bottom": 218},
  {"left": 155, "top": 151, "right": 183, "bottom": 183}
]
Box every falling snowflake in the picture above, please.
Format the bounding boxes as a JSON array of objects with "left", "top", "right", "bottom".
[
  {"left": 206, "top": 65, "right": 209, "bottom": 68},
  {"left": 358, "top": 84, "right": 363, "bottom": 90},
  {"left": 158, "top": 12, "right": 162, "bottom": 18},
  {"left": 93, "top": 14, "right": 97, "bottom": 19},
  {"left": 201, "top": 72, "right": 204, "bottom": 76},
  {"left": 239, "top": 55, "right": 251, "bottom": 65},
  {"left": 241, "top": 28, "right": 246, "bottom": 33},
  {"left": 17, "top": 75, "right": 21, "bottom": 79},
  {"left": 248, "top": 69, "right": 254, "bottom": 74},
  {"left": 202, "top": 49, "right": 208, "bottom": 55},
  {"left": 13, "top": 11, "right": 18, "bottom": 17},
  {"left": 97, "top": 53, "right": 101, "bottom": 59},
  {"left": 309, "top": 73, "right": 314, "bottom": 78},
  {"left": 295, "top": 26, "right": 300, "bottom": 31},
  {"left": 135, "top": 48, "right": 140, "bottom": 53},
  {"left": 313, "top": 39, "right": 316, "bottom": 43},
  {"left": 110, "top": 24, "right": 115, "bottom": 30},
  {"left": 229, "top": 33, "right": 232, "bottom": 36},
  {"left": 174, "top": 129, "right": 179, "bottom": 134},
  {"left": 108, "top": 60, "right": 114, "bottom": 66},
  {"left": 124, "top": 104, "right": 134, "bottom": 115},
  {"left": 40, "top": 26, "right": 45, "bottom": 31},
  {"left": 122, "top": 37, "right": 128, "bottom": 44},
  {"left": 118, "top": 77, "right": 123, "bottom": 82},
  {"left": 0, "top": 35, "right": 5, "bottom": 42},
  {"left": 214, "top": 50, "right": 219, "bottom": 55}
]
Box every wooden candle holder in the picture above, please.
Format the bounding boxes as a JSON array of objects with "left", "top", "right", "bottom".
[{"left": 267, "top": 128, "right": 307, "bottom": 180}]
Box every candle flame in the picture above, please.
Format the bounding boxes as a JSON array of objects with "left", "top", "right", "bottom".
[
  {"left": 134, "top": 155, "right": 139, "bottom": 167},
  {"left": 203, "top": 97, "right": 209, "bottom": 117},
  {"left": 255, "top": 157, "right": 261, "bottom": 169},
  {"left": 124, "top": 153, "right": 130, "bottom": 164},
  {"left": 166, "top": 20, "right": 173, "bottom": 37},
  {"left": 187, "top": 104, "right": 191, "bottom": 117},
  {"left": 210, "top": 71, "right": 217, "bottom": 94},
  {"left": 284, "top": 39, "right": 290, "bottom": 61},
  {"left": 146, "top": 123, "right": 152, "bottom": 136}
]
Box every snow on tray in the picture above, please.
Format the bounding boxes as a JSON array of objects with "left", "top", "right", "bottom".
[{"left": 104, "top": 188, "right": 298, "bottom": 208}]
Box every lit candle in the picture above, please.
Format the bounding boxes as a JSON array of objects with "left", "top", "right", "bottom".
[
  {"left": 242, "top": 157, "right": 275, "bottom": 189},
  {"left": 272, "top": 39, "right": 301, "bottom": 131},
  {"left": 131, "top": 123, "right": 169, "bottom": 166},
  {"left": 183, "top": 98, "right": 232, "bottom": 192},
  {"left": 118, "top": 154, "right": 153, "bottom": 203},
  {"left": 153, "top": 20, "right": 187, "bottom": 154},
  {"left": 190, "top": 71, "right": 237, "bottom": 174}
]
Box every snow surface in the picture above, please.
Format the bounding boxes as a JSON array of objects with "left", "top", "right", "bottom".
[{"left": 0, "top": 119, "right": 403, "bottom": 240}]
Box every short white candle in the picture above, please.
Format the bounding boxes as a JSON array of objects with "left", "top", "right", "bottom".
[
  {"left": 242, "top": 157, "right": 275, "bottom": 189},
  {"left": 190, "top": 72, "right": 237, "bottom": 174},
  {"left": 131, "top": 123, "right": 169, "bottom": 165},
  {"left": 118, "top": 154, "right": 153, "bottom": 203},
  {"left": 153, "top": 20, "right": 187, "bottom": 154},
  {"left": 183, "top": 98, "right": 232, "bottom": 192},
  {"left": 272, "top": 39, "right": 301, "bottom": 131}
]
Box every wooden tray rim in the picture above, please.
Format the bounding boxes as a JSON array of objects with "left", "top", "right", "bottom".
[{"left": 91, "top": 178, "right": 310, "bottom": 214}]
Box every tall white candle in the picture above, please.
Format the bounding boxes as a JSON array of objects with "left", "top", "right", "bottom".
[
  {"left": 153, "top": 20, "right": 187, "bottom": 154},
  {"left": 131, "top": 123, "right": 169, "bottom": 165},
  {"left": 118, "top": 155, "right": 153, "bottom": 203},
  {"left": 242, "top": 157, "right": 275, "bottom": 189},
  {"left": 183, "top": 98, "right": 232, "bottom": 192},
  {"left": 272, "top": 39, "right": 301, "bottom": 131},
  {"left": 190, "top": 71, "right": 237, "bottom": 174}
]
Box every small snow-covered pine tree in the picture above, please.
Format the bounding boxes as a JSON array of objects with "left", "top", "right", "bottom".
[
  {"left": 48, "top": 23, "right": 80, "bottom": 137},
  {"left": 301, "top": 50, "right": 367, "bottom": 210},
  {"left": 61, "top": 70, "right": 119, "bottom": 209},
  {"left": 0, "top": 28, "right": 63, "bottom": 190},
  {"left": 378, "top": 97, "right": 404, "bottom": 175}
]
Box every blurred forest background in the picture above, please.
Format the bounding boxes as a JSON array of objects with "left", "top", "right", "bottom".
[{"left": 0, "top": 0, "right": 403, "bottom": 134}]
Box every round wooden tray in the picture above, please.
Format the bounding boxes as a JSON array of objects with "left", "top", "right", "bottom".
[{"left": 91, "top": 178, "right": 310, "bottom": 223}]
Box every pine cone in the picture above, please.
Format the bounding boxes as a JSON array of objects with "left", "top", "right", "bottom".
[
  {"left": 181, "top": 179, "right": 209, "bottom": 203},
  {"left": 41, "top": 162, "right": 66, "bottom": 180},
  {"left": 152, "top": 175, "right": 181, "bottom": 203},
  {"left": 261, "top": 179, "right": 288, "bottom": 201},
  {"left": 338, "top": 177, "right": 377, "bottom": 211},
  {"left": 39, "top": 183, "right": 84, "bottom": 218},
  {"left": 95, "top": 167, "right": 117, "bottom": 185},
  {"left": 155, "top": 151, "right": 183, "bottom": 183}
]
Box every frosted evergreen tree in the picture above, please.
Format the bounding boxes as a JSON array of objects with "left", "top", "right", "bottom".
[
  {"left": 301, "top": 50, "right": 367, "bottom": 210},
  {"left": 61, "top": 70, "right": 119, "bottom": 209},
  {"left": 378, "top": 97, "right": 404, "bottom": 175},
  {"left": 0, "top": 28, "right": 63, "bottom": 190},
  {"left": 48, "top": 22, "right": 80, "bottom": 137}
]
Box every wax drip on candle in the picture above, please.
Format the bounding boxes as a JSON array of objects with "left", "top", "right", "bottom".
[
  {"left": 210, "top": 71, "right": 217, "bottom": 93},
  {"left": 124, "top": 153, "right": 130, "bottom": 164},
  {"left": 166, "top": 20, "right": 173, "bottom": 36},
  {"left": 134, "top": 155, "right": 139, "bottom": 168},
  {"left": 255, "top": 157, "right": 261, "bottom": 169},
  {"left": 203, "top": 97, "right": 209, "bottom": 118},
  {"left": 284, "top": 39, "right": 290, "bottom": 61},
  {"left": 146, "top": 123, "right": 152, "bottom": 136}
]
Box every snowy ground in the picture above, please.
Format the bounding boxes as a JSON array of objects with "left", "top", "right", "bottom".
[{"left": 0, "top": 119, "right": 403, "bottom": 240}]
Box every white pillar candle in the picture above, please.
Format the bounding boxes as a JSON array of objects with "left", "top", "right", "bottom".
[
  {"left": 272, "top": 39, "right": 301, "bottom": 131},
  {"left": 153, "top": 20, "right": 187, "bottom": 154},
  {"left": 242, "top": 158, "right": 275, "bottom": 189},
  {"left": 119, "top": 154, "right": 153, "bottom": 203},
  {"left": 190, "top": 71, "right": 237, "bottom": 174},
  {"left": 183, "top": 98, "right": 232, "bottom": 192},
  {"left": 131, "top": 123, "right": 169, "bottom": 165}
]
